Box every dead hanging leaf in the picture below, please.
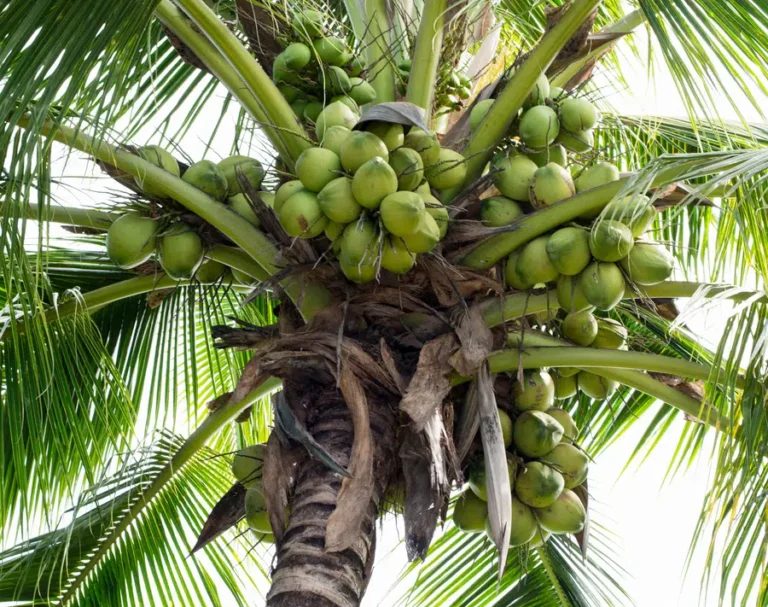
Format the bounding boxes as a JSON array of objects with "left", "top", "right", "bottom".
[
  {"left": 475, "top": 362, "right": 511, "bottom": 578},
  {"left": 455, "top": 381, "right": 481, "bottom": 465},
  {"left": 326, "top": 365, "right": 374, "bottom": 552},
  {"left": 450, "top": 303, "right": 494, "bottom": 377},
  {"left": 191, "top": 483, "right": 245, "bottom": 554},
  {"left": 146, "top": 288, "right": 174, "bottom": 309},
  {"left": 400, "top": 333, "right": 459, "bottom": 430},
  {"left": 573, "top": 481, "right": 590, "bottom": 561},
  {"left": 355, "top": 102, "right": 431, "bottom": 133},
  {"left": 262, "top": 431, "right": 300, "bottom": 544}
]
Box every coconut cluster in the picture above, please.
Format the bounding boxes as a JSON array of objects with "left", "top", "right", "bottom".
[
  {"left": 274, "top": 117, "right": 467, "bottom": 282},
  {"left": 230, "top": 445, "right": 275, "bottom": 544},
  {"left": 395, "top": 58, "right": 472, "bottom": 115},
  {"left": 273, "top": 10, "right": 375, "bottom": 126},
  {"left": 453, "top": 370, "right": 588, "bottom": 548}
]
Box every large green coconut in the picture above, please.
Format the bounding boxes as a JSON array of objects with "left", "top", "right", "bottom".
[
  {"left": 282, "top": 42, "right": 312, "bottom": 70},
  {"left": 158, "top": 225, "right": 204, "bottom": 280},
  {"left": 469, "top": 99, "right": 494, "bottom": 131},
  {"left": 519, "top": 106, "right": 560, "bottom": 149},
  {"left": 244, "top": 488, "right": 272, "bottom": 534},
  {"left": 182, "top": 160, "right": 228, "bottom": 200},
  {"left": 496, "top": 497, "right": 538, "bottom": 546},
  {"left": 580, "top": 261, "right": 625, "bottom": 310},
  {"left": 425, "top": 148, "right": 466, "bottom": 190},
  {"left": 348, "top": 78, "right": 377, "bottom": 106},
  {"left": 312, "top": 36, "right": 347, "bottom": 66},
  {"left": 541, "top": 444, "right": 588, "bottom": 490},
  {"left": 403, "top": 129, "right": 441, "bottom": 166},
  {"left": 278, "top": 190, "right": 328, "bottom": 238},
  {"left": 513, "top": 410, "right": 564, "bottom": 457},
  {"left": 527, "top": 144, "right": 568, "bottom": 168},
  {"left": 453, "top": 489, "right": 488, "bottom": 533},
  {"left": 556, "top": 128, "right": 594, "bottom": 152},
  {"left": 516, "top": 236, "right": 560, "bottom": 286},
  {"left": 505, "top": 251, "right": 532, "bottom": 290},
  {"left": 513, "top": 370, "right": 555, "bottom": 412},
  {"left": 324, "top": 221, "right": 345, "bottom": 249},
  {"left": 515, "top": 461, "right": 565, "bottom": 508},
  {"left": 135, "top": 145, "right": 180, "bottom": 197},
  {"left": 381, "top": 236, "right": 415, "bottom": 274},
  {"left": 321, "top": 125, "right": 352, "bottom": 156},
  {"left": 546, "top": 227, "right": 591, "bottom": 275},
  {"left": 402, "top": 212, "right": 440, "bottom": 253},
  {"left": 315, "top": 101, "right": 358, "bottom": 137},
  {"left": 562, "top": 310, "right": 598, "bottom": 346},
  {"left": 380, "top": 191, "right": 425, "bottom": 236},
  {"left": 339, "top": 131, "right": 389, "bottom": 174},
  {"left": 554, "top": 374, "right": 578, "bottom": 400},
  {"left": 493, "top": 154, "right": 538, "bottom": 201},
  {"left": 272, "top": 54, "right": 298, "bottom": 85},
  {"left": 590, "top": 219, "right": 634, "bottom": 262},
  {"left": 547, "top": 408, "right": 578, "bottom": 440},
  {"left": 295, "top": 147, "right": 342, "bottom": 192},
  {"left": 340, "top": 219, "right": 378, "bottom": 265},
  {"left": 339, "top": 255, "right": 377, "bottom": 283},
  {"left": 389, "top": 147, "right": 424, "bottom": 191},
  {"left": 559, "top": 97, "right": 599, "bottom": 132},
  {"left": 574, "top": 161, "right": 620, "bottom": 193},
  {"left": 291, "top": 97, "right": 309, "bottom": 118},
  {"left": 303, "top": 100, "right": 325, "bottom": 123},
  {"left": 524, "top": 72, "right": 551, "bottom": 107},
  {"left": 280, "top": 85, "right": 300, "bottom": 103},
  {"left": 530, "top": 162, "right": 575, "bottom": 209},
  {"left": 106, "top": 212, "right": 158, "bottom": 269},
  {"left": 619, "top": 242, "right": 674, "bottom": 285},
  {"left": 326, "top": 66, "right": 352, "bottom": 95},
  {"left": 534, "top": 488, "right": 586, "bottom": 533},
  {"left": 556, "top": 274, "right": 594, "bottom": 313},
  {"left": 603, "top": 194, "right": 655, "bottom": 237},
  {"left": 231, "top": 444, "right": 266, "bottom": 487},
  {"left": 228, "top": 193, "right": 260, "bottom": 227},
  {"left": 480, "top": 196, "right": 523, "bottom": 227},
  {"left": 292, "top": 9, "right": 323, "bottom": 37},
  {"left": 352, "top": 157, "right": 398, "bottom": 209},
  {"left": 196, "top": 260, "right": 227, "bottom": 284},
  {"left": 578, "top": 371, "right": 619, "bottom": 399},
  {"left": 468, "top": 459, "right": 516, "bottom": 502},
  {"left": 274, "top": 180, "right": 306, "bottom": 213},
  {"left": 592, "top": 318, "right": 628, "bottom": 349},
  {"left": 317, "top": 177, "right": 362, "bottom": 224},
  {"left": 365, "top": 122, "right": 404, "bottom": 151}
]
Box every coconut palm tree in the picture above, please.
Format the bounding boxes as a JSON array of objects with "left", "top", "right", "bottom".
[{"left": 0, "top": 0, "right": 766, "bottom": 606}]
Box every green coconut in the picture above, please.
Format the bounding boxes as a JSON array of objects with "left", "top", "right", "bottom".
[
  {"left": 603, "top": 194, "right": 655, "bottom": 237},
  {"left": 549, "top": 86, "right": 566, "bottom": 102},
  {"left": 619, "top": 242, "right": 674, "bottom": 285},
  {"left": 524, "top": 72, "right": 551, "bottom": 107},
  {"left": 519, "top": 106, "right": 560, "bottom": 149},
  {"left": 326, "top": 66, "right": 352, "bottom": 95},
  {"left": 527, "top": 144, "right": 568, "bottom": 168},
  {"left": 280, "top": 84, "right": 300, "bottom": 103},
  {"left": 331, "top": 95, "right": 359, "bottom": 113},
  {"left": 380, "top": 191, "right": 425, "bottom": 236},
  {"left": 158, "top": 225, "right": 204, "bottom": 280},
  {"left": 315, "top": 101, "right": 358, "bottom": 137},
  {"left": 291, "top": 97, "right": 309, "bottom": 118},
  {"left": 348, "top": 78, "right": 377, "bottom": 106},
  {"left": 339, "top": 255, "right": 377, "bottom": 283},
  {"left": 492, "top": 497, "right": 538, "bottom": 546},
  {"left": 292, "top": 9, "right": 323, "bottom": 37},
  {"left": 530, "top": 162, "right": 575, "bottom": 209},
  {"left": 505, "top": 251, "right": 532, "bottom": 290},
  {"left": 546, "top": 227, "right": 591, "bottom": 275},
  {"left": 403, "top": 129, "right": 441, "bottom": 166},
  {"left": 272, "top": 55, "right": 298, "bottom": 85},
  {"left": 195, "top": 260, "right": 227, "bottom": 284},
  {"left": 556, "top": 128, "right": 594, "bottom": 152},
  {"left": 324, "top": 220, "right": 345, "bottom": 246},
  {"left": 513, "top": 370, "right": 555, "bottom": 412},
  {"left": 365, "top": 122, "right": 405, "bottom": 151},
  {"left": 182, "top": 160, "right": 228, "bottom": 200},
  {"left": 468, "top": 459, "right": 516, "bottom": 502},
  {"left": 578, "top": 371, "right": 619, "bottom": 399},
  {"left": 513, "top": 411, "right": 563, "bottom": 458},
  {"left": 516, "top": 236, "right": 560, "bottom": 286},
  {"left": 469, "top": 99, "right": 494, "bottom": 131},
  {"left": 135, "top": 145, "right": 180, "bottom": 197},
  {"left": 541, "top": 444, "right": 588, "bottom": 490},
  {"left": 321, "top": 125, "right": 352, "bottom": 156},
  {"left": 580, "top": 261, "right": 625, "bottom": 311},
  {"left": 547, "top": 408, "right": 578, "bottom": 440},
  {"left": 339, "top": 131, "right": 389, "bottom": 174},
  {"left": 259, "top": 192, "right": 275, "bottom": 208},
  {"left": 559, "top": 97, "right": 599, "bottom": 132},
  {"left": 244, "top": 488, "right": 272, "bottom": 534},
  {"left": 590, "top": 219, "right": 634, "bottom": 262},
  {"left": 317, "top": 177, "right": 362, "bottom": 224},
  {"left": 278, "top": 190, "right": 328, "bottom": 238},
  {"left": 340, "top": 219, "right": 378, "bottom": 265},
  {"left": 295, "top": 147, "right": 342, "bottom": 192},
  {"left": 554, "top": 375, "right": 578, "bottom": 400},
  {"left": 228, "top": 193, "right": 260, "bottom": 227},
  {"left": 453, "top": 489, "right": 489, "bottom": 533},
  {"left": 274, "top": 180, "right": 306, "bottom": 213},
  {"left": 312, "top": 36, "right": 347, "bottom": 66},
  {"left": 402, "top": 212, "right": 440, "bottom": 254},
  {"left": 558, "top": 367, "right": 580, "bottom": 378},
  {"left": 106, "top": 212, "right": 158, "bottom": 269},
  {"left": 423, "top": 195, "right": 449, "bottom": 239},
  {"left": 303, "top": 100, "right": 324, "bottom": 123},
  {"left": 562, "top": 310, "right": 598, "bottom": 347},
  {"left": 556, "top": 274, "right": 593, "bottom": 313},
  {"left": 493, "top": 154, "right": 538, "bottom": 201},
  {"left": 381, "top": 236, "right": 416, "bottom": 274},
  {"left": 231, "top": 444, "right": 266, "bottom": 487},
  {"left": 574, "top": 161, "right": 620, "bottom": 193},
  {"left": 231, "top": 268, "right": 257, "bottom": 286},
  {"left": 592, "top": 318, "right": 628, "bottom": 349},
  {"left": 389, "top": 147, "right": 424, "bottom": 191},
  {"left": 282, "top": 42, "right": 312, "bottom": 70},
  {"left": 425, "top": 148, "right": 466, "bottom": 190},
  {"left": 515, "top": 461, "right": 565, "bottom": 509},
  {"left": 480, "top": 196, "right": 523, "bottom": 227},
  {"left": 528, "top": 527, "right": 551, "bottom": 548},
  {"left": 534, "top": 488, "right": 586, "bottom": 534},
  {"left": 352, "top": 156, "right": 398, "bottom": 209}
]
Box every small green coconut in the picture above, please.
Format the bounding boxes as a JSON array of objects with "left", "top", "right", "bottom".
[
  {"left": 317, "top": 177, "right": 362, "bottom": 224},
  {"left": 554, "top": 375, "right": 578, "bottom": 400},
  {"left": 135, "top": 145, "right": 180, "bottom": 198},
  {"left": 524, "top": 72, "right": 551, "bottom": 107},
  {"left": 295, "top": 147, "right": 342, "bottom": 192},
  {"left": 530, "top": 162, "right": 575, "bottom": 209},
  {"left": 389, "top": 147, "right": 424, "bottom": 191},
  {"left": 547, "top": 408, "right": 578, "bottom": 440},
  {"left": 546, "top": 227, "right": 591, "bottom": 275},
  {"left": 321, "top": 125, "right": 352, "bottom": 156},
  {"left": 469, "top": 99, "right": 494, "bottom": 131},
  {"left": 312, "top": 36, "right": 348, "bottom": 66},
  {"left": 528, "top": 527, "right": 551, "bottom": 548},
  {"left": 339, "top": 255, "right": 377, "bottom": 283},
  {"left": 324, "top": 220, "right": 345, "bottom": 248},
  {"left": 272, "top": 54, "right": 299, "bottom": 85},
  {"left": 403, "top": 129, "right": 441, "bottom": 165},
  {"left": 380, "top": 191, "right": 425, "bottom": 236},
  {"left": 245, "top": 488, "right": 272, "bottom": 534},
  {"left": 339, "top": 131, "right": 389, "bottom": 174},
  {"left": 106, "top": 212, "right": 158, "bottom": 270},
  {"left": 516, "top": 236, "right": 560, "bottom": 286},
  {"left": 326, "top": 66, "right": 352, "bottom": 95},
  {"left": 303, "top": 100, "right": 325, "bottom": 123},
  {"left": 195, "top": 260, "right": 227, "bottom": 284},
  {"left": 330, "top": 95, "right": 359, "bottom": 114},
  {"left": 340, "top": 219, "right": 378, "bottom": 265},
  {"left": 556, "top": 274, "right": 594, "bottom": 313},
  {"left": 549, "top": 86, "right": 566, "bottom": 102},
  {"left": 425, "top": 148, "right": 466, "bottom": 190},
  {"left": 603, "top": 194, "right": 655, "bottom": 237},
  {"left": 315, "top": 101, "right": 358, "bottom": 137},
  {"left": 183, "top": 160, "right": 228, "bottom": 200},
  {"left": 580, "top": 261, "right": 625, "bottom": 311},
  {"left": 513, "top": 370, "right": 555, "bottom": 412},
  {"left": 619, "top": 242, "right": 674, "bottom": 285},
  {"left": 292, "top": 9, "right": 323, "bottom": 37},
  {"left": 541, "top": 444, "right": 588, "bottom": 490},
  {"left": 574, "top": 161, "right": 620, "bottom": 193},
  {"left": 556, "top": 128, "right": 594, "bottom": 152},
  {"left": 499, "top": 408, "right": 514, "bottom": 447},
  {"left": 278, "top": 190, "right": 328, "bottom": 238},
  {"left": 493, "top": 154, "right": 539, "bottom": 201},
  {"left": 494, "top": 497, "right": 538, "bottom": 546},
  {"left": 231, "top": 268, "right": 257, "bottom": 286},
  {"left": 590, "top": 219, "right": 634, "bottom": 262},
  {"left": 519, "top": 106, "right": 560, "bottom": 149},
  {"left": 469, "top": 459, "right": 517, "bottom": 502},
  {"left": 281, "top": 42, "right": 312, "bottom": 70},
  {"left": 401, "top": 212, "right": 440, "bottom": 253},
  {"left": 346, "top": 55, "right": 366, "bottom": 77},
  {"left": 505, "top": 251, "right": 532, "bottom": 290},
  {"left": 274, "top": 180, "right": 306, "bottom": 213},
  {"left": 381, "top": 236, "right": 416, "bottom": 274},
  {"left": 158, "top": 225, "right": 204, "bottom": 280},
  {"left": 352, "top": 156, "right": 398, "bottom": 209},
  {"left": 534, "top": 488, "right": 586, "bottom": 534},
  {"left": 365, "top": 121, "right": 404, "bottom": 151},
  {"left": 480, "top": 196, "right": 523, "bottom": 227},
  {"left": 422, "top": 194, "right": 449, "bottom": 239},
  {"left": 228, "top": 193, "right": 260, "bottom": 227},
  {"left": 280, "top": 85, "right": 300, "bottom": 104},
  {"left": 453, "top": 488, "right": 489, "bottom": 533},
  {"left": 592, "top": 318, "right": 628, "bottom": 350},
  {"left": 291, "top": 97, "right": 309, "bottom": 118},
  {"left": 559, "top": 97, "right": 599, "bottom": 132},
  {"left": 562, "top": 310, "right": 598, "bottom": 346},
  {"left": 578, "top": 371, "right": 619, "bottom": 399},
  {"left": 515, "top": 461, "right": 565, "bottom": 508},
  {"left": 513, "top": 409, "right": 564, "bottom": 457},
  {"left": 527, "top": 144, "right": 568, "bottom": 168},
  {"left": 231, "top": 444, "right": 266, "bottom": 487},
  {"left": 348, "top": 78, "right": 377, "bottom": 106}
]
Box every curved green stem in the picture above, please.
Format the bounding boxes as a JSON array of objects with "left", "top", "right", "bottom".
[
  {"left": 207, "top": 245, "right": 270, "bottom": 282},
  {"left": 1, "top": 201, "right": 117, "bottom": 229},
  {"left": 57, "top": 377, "right": 282, "bottom": 605},
  {"left": 536, "top": 546, "right": 573, "bottom": 607},
  {"left": 405, "top": 0, "right": 446, "bottom": 119},
  {"left": 363, "top": 0, "right": 397, "bottom": 103}
]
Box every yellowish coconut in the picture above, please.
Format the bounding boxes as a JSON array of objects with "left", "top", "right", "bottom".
[
  {"left": 380, "top": 191, "right": 426, "bottom": 237},
  {"left": 493, "top": 153, "right": 538, "bottom": 201},
  {"left": 274, "top": 180, "right": 306, "bottom": 213},
  {"left": 365, "top": 121, "right": 404, "bottom": 151},
  {"left": 579, "top": 261, "right": 625, "bottom": 311},
  {"left": 480, "top": 196, "right": 523, "bottom": 227},
  {"left": 351, "top": 156, "right": 398, "bottom": 210},
  {"left": 339, "top": 131, "right": 389, "bottom": 174},
  {"left": 228, "top": 193, "right": 260, "bottom": 227},
  {"left": 380, "top": 236, "right": 416, "bottom": 274},
  {"left": 505, "top": 251, "right": 532, "bottom": 290},
  {"left": 592, "top": 318, "right": 628, "bottom": 349},
  {"left": 554, "top": 375, "right": 578, "bottom": 400},
  {"left": 317, "top": 176, "right": 362, "bottom": 224},
  {"left": 401, "top": 212, "right": 440, "bottom": 254},
  {"left": 590, "top": 219, "right": 634, "bottom": 262},
  {"left": 547, "top": 408, "right": 578, "bottom": 440},
  {"left": 516, "top": 236, "right": 560, "bottom": 286},
  {"left": 389, "top": 147, "right": 424, "bottom": 191},
  {"left": 556, "top": 274, "right": 594, "bottom": 313},
  {"left": 534, "top": 488, "right": 586, "bottom": 533},
  {"left": 577, "top": 371, "right": 619, "bottom": 399},
  {"left": 296, "top": 147, "right": 343, "bottom": 192}
]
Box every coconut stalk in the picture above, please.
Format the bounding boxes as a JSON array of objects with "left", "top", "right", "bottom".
[
  {"left": 405, "top": 0, "right": 446, "bottom": 120},
  {"left": 363, "top": 0, "right": 397, "bottom": 103}
]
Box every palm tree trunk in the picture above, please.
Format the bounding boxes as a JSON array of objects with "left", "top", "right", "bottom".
[{"left": 267, "top": 385, "right": 397, "bottom": 607}]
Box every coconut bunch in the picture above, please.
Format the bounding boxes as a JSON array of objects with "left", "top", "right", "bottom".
[
  {"left": 107, "top": 145, "right": 271, "bottom": 285},
  {"left": 274, "top": 113, "right": 467, "bottom": 282},
  {"left": 273, "top": 9, "right": 374, "bottom": 126},
  {"left": 230, "top": 445, "right": 275, "bottom": 544},
  {"left": 395, "top": 59, "right": 471, "bottom": 115},
  {"left": 453, "top": 370, "right": 588, "bottom": 549}
]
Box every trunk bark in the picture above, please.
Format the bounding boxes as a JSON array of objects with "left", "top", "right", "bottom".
[{"left": 267, "top": 386, "right": 397, "bottom": 607}]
